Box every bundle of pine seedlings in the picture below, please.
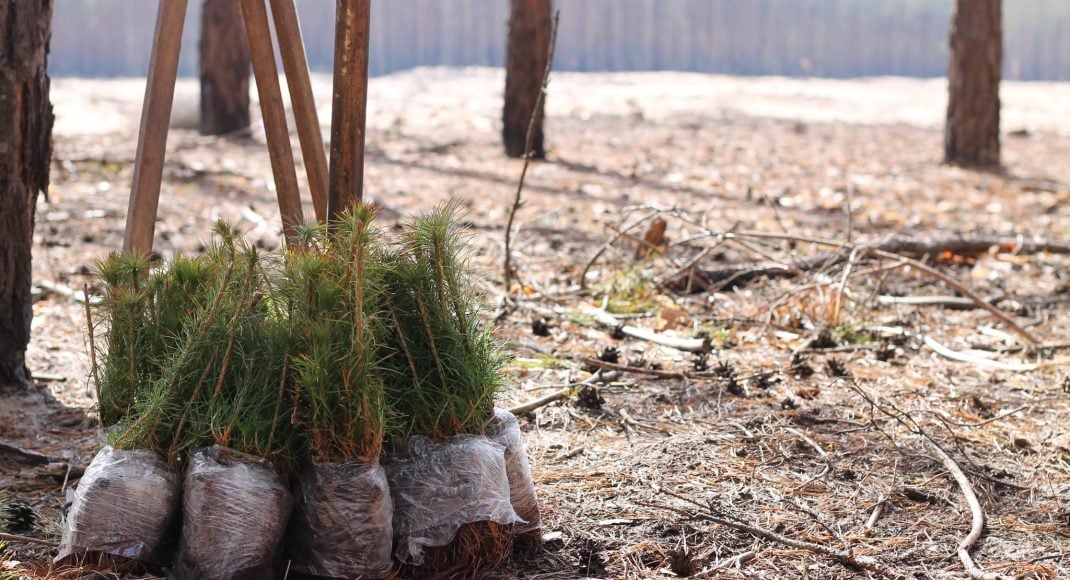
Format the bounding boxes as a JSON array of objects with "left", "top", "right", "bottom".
[
  {"left": 281, "top": 209, "right": 394, "bottom": 578},
  {"left": 164, "top": 236, "right": 299, "bottom": 580},
  {"left": 59, "top": 245, "right": 224, "bottom": 567},
  {"left": 380, "top": 205, "right": 524, "bottom": 577}
]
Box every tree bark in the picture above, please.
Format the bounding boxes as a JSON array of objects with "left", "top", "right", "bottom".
[
  {"left": 945, "top": 0, "right": 1001, "bottom": 168},
  {"left": 0, "top": 1, "right": 53, "bottom": 392},
  {"left": 503, "top": 0, "right": 552, "bottom": 159},
  {"left": 200, "top": 0, "right": 251, "bottom": 136}
]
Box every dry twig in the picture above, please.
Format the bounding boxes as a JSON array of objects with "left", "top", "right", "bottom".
[
  {"left": 503, "top": 11, "right": 560, "bottom": 294},
  {"left": 0, "top": 532, "right": 56, "bottom": 547},
  {"left": 648, "top": 489, "right": 915, "bottom": 579},
  {"left": 581, "top": 306, "right": 711, "bottom": 353},
  {"left": 846, "top": 382, "right": 1011, "bottom": 580},
  {"left": 508, "top": 370, "right": 620, "bottom": 415}
]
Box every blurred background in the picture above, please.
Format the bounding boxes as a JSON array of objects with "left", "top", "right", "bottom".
[{"left": 53, "top": 0, "right": 1070, "bottom": 80}]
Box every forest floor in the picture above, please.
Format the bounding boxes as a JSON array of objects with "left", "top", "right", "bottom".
[{"left": 4, "top": 68, "right": 1070, "bottom": 579}]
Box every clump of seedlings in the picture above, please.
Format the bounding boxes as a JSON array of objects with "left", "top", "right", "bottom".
[
  {"left": 380, "top": 204, "right": 530, "bottom": 576},
  {"left": 381, "top": 204, "right": 506, "bottom": 440},
  {"left": 155, "top": 235, "right": 297, "bottom": 580},
  {"left": 91, "top": 249, "right": 216, "bottom": 428},
  {"left": 63, "top": 207, "right": 540, "bottom": 579},
  {"left": 59, "top": 242, "right": 232, "bottom": 567},
  {"left": 281, "top": 209, "right": 394, "bottom": 578},
  {"left": 64, "top": 226, "right": 302, "bottom": 577}
]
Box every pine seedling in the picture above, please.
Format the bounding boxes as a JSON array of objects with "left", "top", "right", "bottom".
[
  {"left": 284, "top": 207, "right": 389, "bottom": 464},
  {"left": 186, "top": 241, "right": 301, "bottom": 468},
  {"left": 108, "top": 231, "right": 241, "bottom": 456},
  {"left": 382, "top": 203, "right": 508, "bottom": 441},
  {"left": 90, "top": 223, "right": 239, "bottom": 427},
  {"left": 108, "top": 225, "right": 299, "bottom": 469},
  {"left": 91, "top": 250, "right": 156, "bottom": 426}
]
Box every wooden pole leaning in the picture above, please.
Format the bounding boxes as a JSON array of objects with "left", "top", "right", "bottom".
[
  {"left": 269, "top": 0, "right": 330, "bottom": 223},
  {"left": 123, "top": 0, "right": 189, "bottom": 254},
  {"left": 328, "top": 0, "right": 372, "bottom": 221},
  {"left": 239, "top": 0, "right": 304, "bottom": 244}
]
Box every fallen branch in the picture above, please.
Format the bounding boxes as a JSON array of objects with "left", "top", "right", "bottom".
[
  {"left": 871, "top": 326, "right": 1038, "bottom": 372},
  {"left": 581, "top": 306, "right": 711, "bottom": 353},
  {"left": 672, "top": 233, "right": 1063, "bottom": 344},
  {"left": 578, "top": 357, "right": 688, "bottom": 379},
  {"left": 508, "top": 370, "right": 620, "bottom": 415},
  {"left": 868, "top": 250, "right": 1040, "bottom": 345},
  {"left": 673, "top": 231, "right": 1044, "bottom": 344},
  {"left": 649, "top": 490, "right": 914, "bottom": 579},
  {"left": 862, "top": 495, "right": 888, "bottom": 536},
  {"left": 928, "top": 438, "right": 1010, "bottom": 580},
  {"left": 693, "top": 550, "right": 756, "bottom": 577},
  {"left": 877, "top": 295, "right": 981, "bottom": 309},
  {"left": 0, "top": 531, "right": 57, "bottom": 547},
  {"left": 846, "top": 382, "right": 1009, "bottom": 580}
]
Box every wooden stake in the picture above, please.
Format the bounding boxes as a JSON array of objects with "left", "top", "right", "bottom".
[
  {"left": 269, "top": 0, "right": 329, "bottom": 222},
  {"left": 239, "top": 0, "right": 303, "bottom": 243},
  {"left": 123, "top": 0, "right": 189, "bottom": 254},
  {"left": 328, "top": 0, "right": 372, "bottom": 220}
]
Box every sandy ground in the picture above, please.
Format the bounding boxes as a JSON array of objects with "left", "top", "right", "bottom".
[{"left": 5, "top": 68, "right": 1070, "bottom": 578}]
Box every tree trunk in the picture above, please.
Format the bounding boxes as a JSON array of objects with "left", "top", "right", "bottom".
[
  {"left": 503, "top": 0, "right": 552, "bottom": 159},
  {"left": 200, "top": 0, "right": 251, "bottom": 136},
  {"left": 0, "top": 1, "right": 53, "bottom": 392},
  {"left": 945, "top": 0, "right": 1001, "bottom": 168}
]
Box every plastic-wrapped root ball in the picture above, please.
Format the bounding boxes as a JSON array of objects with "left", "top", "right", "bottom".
[
  {"left": 57, "top": 446, "right": 181, "bottom": 565},
  {"left": 174, "top": 446, "right": 294, "bottom": 580},
  {"left": 489, "top": 409, "right": 541, "bottom": 535},
  {"left": 386, "top": 435, "right": 521, "bottom": 565},
  {"left": 285, "top": 460, "right": 394, "bottom": 578}
]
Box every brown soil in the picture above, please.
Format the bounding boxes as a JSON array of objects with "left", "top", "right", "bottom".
[{"left": 4, "top": 69, "right": 1070, "bottom": 578}]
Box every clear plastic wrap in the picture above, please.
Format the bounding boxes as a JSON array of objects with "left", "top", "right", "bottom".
[
  {"left": 285, "top": 460, "right": 394, "bottom": 578},
  {"left": 489, "top": 409, "right": 542, "bottom": 535},
  {"left": 385, "top": 435, "right": 521, "bottom": 565},
  {"left": 174, "top": 445, "right": 293, "bottom": 580},
  {"left": 56, "top": 445, "right": 180, "bottom": 564}
]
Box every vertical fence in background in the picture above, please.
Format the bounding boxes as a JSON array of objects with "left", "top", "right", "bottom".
[{"left": 49, "top": 0, "right": 1070, "bottom": 81}]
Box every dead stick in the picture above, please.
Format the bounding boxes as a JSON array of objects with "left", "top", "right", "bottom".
[
  {"left": 871, "top": 326, "right": 1038, "bottom": 372},
  {"left": 846, "top": 383, "right": 1007, "bottom": 580},
  {"left": 240, "top": 0, "right": 304, "bottom": 243},
  {"left": 582, "top": 306, "right": 711, "bottom": 353},
  {"left": 0, "top": 532, "right": 56, "bottom": 547},
  {"left": 877, "top": 295, "right": 980, "bottom": 308},
  {"left": 508, "top": 370, "right": 619, "bottom": 415},
  {"left": 269, "top": 0, "right": 329, "bottom": 222},
  {"left": 693, "top": 550, "right": 756, "bottom": 577},
  {"left": 862, "top": 495, "right": 887, "bottom": 536},
  {"left": 711, "top": 231, "right": 1039, "bottom": 345},
  {"left": 123, "top": 0, "right": 189, "bottom": 253},
  {"left": 928, "top": 438, "right": 1010, "bottom": 580},
  {"left": 579, "top": 357, "right": 688, "bottom": 379},
  {"left": 649, "top": 491, "right": 913, "bottom": 579},
  {"left": 870, "top": 249, "right": 1040, "bottom": 345},
  {"left": 504, "top": 11, "right": 559, "bottom": 293}
]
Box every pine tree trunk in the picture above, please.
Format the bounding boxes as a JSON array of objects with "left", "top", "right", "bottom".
[
  {"left": 0, "top": 1, "right": 53, "bottom": 392},
  {"left": 945, "top": 0, "right": 1001, "bottom": 168},
  {"left": 503, "top": 0, "right": 551, "bottom": 159},
  {"left": 200, "top": 0, "right": 251, "bottom": 136}
]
